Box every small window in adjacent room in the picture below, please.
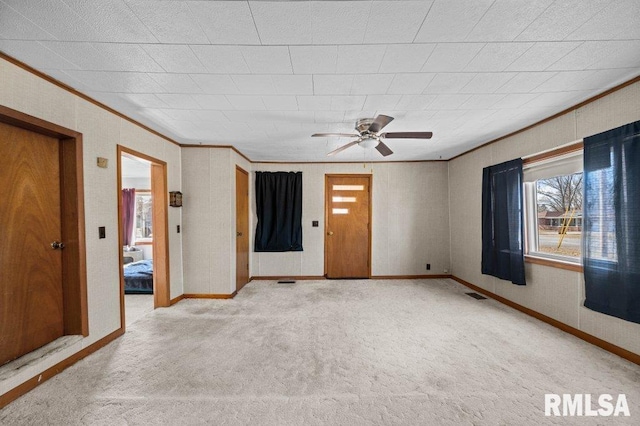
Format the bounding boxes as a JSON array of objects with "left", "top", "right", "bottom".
[
  {"left": 134, "top": 191, "right": 153, "bottom": 242},
  {"left": 523, "top": 147, "right": 583, "bottom": 263}
]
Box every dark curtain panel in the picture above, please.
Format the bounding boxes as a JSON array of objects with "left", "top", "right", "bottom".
[
  {"left": 481, "top": 158, "right": 526, "bottom": 285},
  {"left": 122, "top": 188, "right": 136, "bottom": 246},
  {"left": 255, "top": 171, "right": 303, "bottom": 252},
  {"left": 583, "top": 120, "right": 640, "bottom": 324}
]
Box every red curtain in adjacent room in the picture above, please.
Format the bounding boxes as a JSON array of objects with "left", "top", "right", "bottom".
[{"left": 122, "top": 188, "right": 136, "bottom": 246}]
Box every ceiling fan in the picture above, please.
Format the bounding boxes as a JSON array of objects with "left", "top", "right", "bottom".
[{"left": 312, "top": 114, "right": 433, "bottom": 157}]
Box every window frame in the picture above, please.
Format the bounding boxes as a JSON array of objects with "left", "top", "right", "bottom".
[{"left": 522, "top": 141, "right": 584, "bottom": 270}]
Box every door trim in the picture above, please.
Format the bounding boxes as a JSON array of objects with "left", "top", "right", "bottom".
[
  {"left": 235, "top": 165, "right": 249, "bottom": 292},
  {"left": 324, "top": 174, "right": 372, "bottom": 278},
  {"left": 117, "top": 146, "right": 171, "bottom": 331},
  {"left": 0, "top": 105, "right": 88, "bottom": 337}
]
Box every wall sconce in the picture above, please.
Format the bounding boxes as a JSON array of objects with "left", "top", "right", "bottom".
[{"left": 169, "top": 191, "right": 182, "bottom": 207}]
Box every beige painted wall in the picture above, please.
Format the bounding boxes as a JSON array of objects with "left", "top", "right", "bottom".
[
  {"left": 0, "top": 58, "right": 184, "bottom": 394},
  {"left": 251, "top": 162, "right": 451, "bottom": 277},
  {"left": 181, "top": 156, "right": 450, "bottom": 289},
  {"left": 181, "top": 148, "right": 250, "bottom": 295},
  {"left": 448, "top": 81, "right": 640, "bottom": 355}
]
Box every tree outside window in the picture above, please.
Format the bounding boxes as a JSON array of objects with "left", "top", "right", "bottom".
[{"left": 535, "top": 172, "right": 583, "bottom": 258}]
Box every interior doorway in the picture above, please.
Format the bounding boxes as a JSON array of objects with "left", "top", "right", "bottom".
[
  {"left": 117, "top": 146, "right": 170, "bottom": 330},
  {"left": 325, "top": 174, "right": 372, "bottom": 279},
  {"left": 0, "top": 106, "right": 88, "bottom": 366}
]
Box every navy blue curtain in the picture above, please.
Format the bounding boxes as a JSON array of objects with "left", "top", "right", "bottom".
[
  {"left": 583, "top": 120, "right": 640, "bottom": 324},
  {"left": 481, "top": 158, "right": 526, "bottom": 285},
  {"left": 254, "top": 171, "right": 303, "bottom": 252}
]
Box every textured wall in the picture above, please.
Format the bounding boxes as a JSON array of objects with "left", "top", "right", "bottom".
[
  {"left": 448, "top": 81, "right": 640, "bottom": 355},
  {"left": 181, "top": 148, "right": 249, "bottom": 295},
  {"left": 250, "top": 162, "right": 451, "bottom": 277},
  {"left": 0, "top": 58, "right": 184, "bottom": 394}
]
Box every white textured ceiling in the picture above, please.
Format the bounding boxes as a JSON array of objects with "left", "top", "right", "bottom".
[{"left": 1, "top": 0, "right": 639, "bottom": 161}]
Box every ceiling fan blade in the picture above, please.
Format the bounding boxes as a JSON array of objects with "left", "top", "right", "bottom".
[
  {"left": 375, "top": 141, "right": 393, "bottom": 157},
  {"left": 380, "top": 131, "right": 433, "bottom": 139},
  {"left": 327, "top": 140, "right": 359, "bottom": 156},
  {"left": 367, "top": 115, "right": 394, "bottom": 133},
  {"left": 312, "top": 133, "right": 359, "bottom": 138}
]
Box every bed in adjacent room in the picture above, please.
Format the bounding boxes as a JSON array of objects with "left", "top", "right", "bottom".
[{"left": 123, "top": 259, "right": 153, "bottom": 294}]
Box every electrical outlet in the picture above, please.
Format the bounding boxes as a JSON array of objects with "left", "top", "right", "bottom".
[
  {"left": 177, "top": 225, "right": 181, "bottom": 233},
  {"left": 98, "top": 226, "right": 106, "bottom": 239},
  {"left": 426, "top": 263, "right": 431, "bottom": 270}
]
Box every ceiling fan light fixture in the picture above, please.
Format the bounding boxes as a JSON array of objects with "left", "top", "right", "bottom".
[
  {"left": 358, "top": 138, "right": 378, "bottom": 149},
  {"left": 313, "top": 114, "right": 433, "bottom": 157}
]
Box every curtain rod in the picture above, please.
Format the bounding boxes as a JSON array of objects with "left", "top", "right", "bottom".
[{"left": 522, "top": 139, "right": 583, "bottom": 160}]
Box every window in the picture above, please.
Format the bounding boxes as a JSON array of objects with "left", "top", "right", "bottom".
[
  {"left": 333, "top": 185, "right": 364, "bottom": 191},
  {"left": 585, "top": 157, "right": 618, "bottom": 263},
  {"left": 134, "top": 191, "right": 152, "bottom": 242},
  {"left": 523, "top": 147, "right": 583, "bottom": 263}
]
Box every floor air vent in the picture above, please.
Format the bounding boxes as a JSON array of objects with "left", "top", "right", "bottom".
[
  {"left": 278, "top": 280, "right": 296, "bottom": 284},
  {"left": 465, "top": 292, "right": 487, "bottom": 300}
]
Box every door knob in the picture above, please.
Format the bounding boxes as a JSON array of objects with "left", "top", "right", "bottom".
[
  {"left": 327, "top": 231, "right": 334, "bottom": 236},
  {"left": 237, "top": 232, "right": 243, "bottom": 237},
  {"left": 51, "top": 241, "right": 65, "bottom": 250}
]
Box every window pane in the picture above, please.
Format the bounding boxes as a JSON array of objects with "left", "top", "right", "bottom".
[
  {"left": 333, "top": 185, "right": 364, "bottom": 191},
  {"left": 332, "top": 196, "right": 356, "bottom": 202},
  {"left": 135, "top": 193, "right": 153, "bottom": 239},
  {"left": 332, "top": 208, "right": 349, "bottom": 215},
  {"left": 586, "top": 164, "right": 617, "bottom": 262},
  {"left": 535, "top": 172, "right": 582, "bottom": 258}
]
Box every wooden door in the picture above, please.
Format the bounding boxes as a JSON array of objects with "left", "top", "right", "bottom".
[
  {"left": 325, "top": 175, "right": 371, "bottom": 278},
  {"left": 0, "top": 122, "right": 64, "bottom": 365},
  {"left": 235, "top": 167, "right": 249, "bottom": 291}
]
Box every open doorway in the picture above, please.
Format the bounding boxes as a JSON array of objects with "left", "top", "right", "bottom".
[{"left": 117, "top": 146, "right": 170, "bottom": 330}]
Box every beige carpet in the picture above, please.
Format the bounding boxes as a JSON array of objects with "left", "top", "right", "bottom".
[
  {"left": 125, "top": 294, "right": 154, "bottom": 327},
  {"left": 1, "top": 279, "right": 638, "bottom": 425}
]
